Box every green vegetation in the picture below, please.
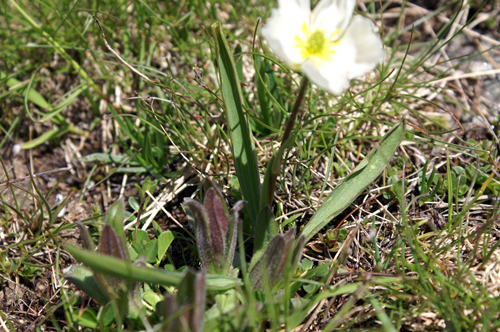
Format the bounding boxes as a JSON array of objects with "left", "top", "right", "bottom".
[{"left": 1, "top": 0, "right": 500, "bottom": 331}]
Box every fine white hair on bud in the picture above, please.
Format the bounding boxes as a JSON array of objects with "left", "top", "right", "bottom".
[{"left": 261, "top": 0, "right": 385, "bottom": 95}]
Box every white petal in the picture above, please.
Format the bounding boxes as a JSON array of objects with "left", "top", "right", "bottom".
[
  {"left": 279, "top": 0, "right": 310, "bottom": 12},
  {"left": 340, "top": 16, "right": 386, "bottom": 78},
  {"left": 262, "top": 0, "right": 311, "bottom": 68},
  {"left": 302, "top": 16, "right": 385, "bottom": 95},
  {"left": 311, "top": 0, "right": 356, "bottom": 37},
  {"left": 302, "top": 60, "right": 350, "bottom": 95}
]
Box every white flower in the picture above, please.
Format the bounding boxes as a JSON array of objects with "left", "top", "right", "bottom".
[{"left": 261, "top": 0, "right": 385, "bottom": 95}]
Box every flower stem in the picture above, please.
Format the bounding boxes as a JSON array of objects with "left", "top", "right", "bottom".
[
  {"left": 263, "top": 75, "right": 309, "bottom": 209},
  {"left": 281, "top": 75, "right": 309, "bottom": 146}
]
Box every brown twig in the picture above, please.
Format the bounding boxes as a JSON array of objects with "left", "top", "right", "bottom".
[
  {"left": 92, "top": 15, "right": 155, "bottom": 84},
  {"left": 0, "top": 167, "right": 71, "bottom": 188}
]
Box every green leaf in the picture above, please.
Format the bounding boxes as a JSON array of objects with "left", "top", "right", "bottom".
[
  {"left": 101, "top": 304, "right": 116, "bottom": 326},
  {"left": 254, "top": 56, "right": 271, "bottom": 134},
  {"left": 300, "top": 258, "right": 313, "bottom": 271},
  {"left": 73, "top": 308, "right": 98, "bottom": 328},
  {"left": 251, "top": 206, "right": 277, "bottom": 270},
  {"left": 81, "top": 153, "right": 141, "bottom": 165},
  {"left": 303, "top": 282, "right": 317, "bottom": 294},
  {"left": 142, "top": 290, "right": 162, "bottom": 308},
  {"left": 234, "top": 44, "right": 245, "bottom": 82},
  {"left": 287, "top": 282, "right": 362, "bottom": 329},
  {"left": 135, "top": 229, "right": 149, "bottom": 245},
  {"left": 129, "top": 197, "right": 140, "bottom": 211},
  {"left": 40, "top": 83, "right": 88, "bottom": 122},
  {"left": 301, "top": 121, "right": 405, "bottom": 241},
  {"left": 22, "top": 127, "right": 70, "bottom": 149},
  {"left": 141, "top": 177, "right": 157, "bottom": 205},
  {"left": 0, "top": 71, "right": 48, "bottom": 109},
  {"left": 64, "top": 244, "right": 242, "bottom": 291},
  {"left": 252, "top": 53, "right": 285, "bottom": 135},
  {"left": 131, "top": 242, "right": 145, "bottom": 257},
  {"left": 76, "top": 222, "right": 95, "bottom": 252},
  {"left": 260, "top": 136, "right": 295, "bottom": 210},
  {"left": 144, "top": 239, "right": 158, "bottom": 263},
  {"left": 212, "top": 22, "right": 261, "bottom": 225},
  {"left": 157, "top": 231, "right": 174, "bottom": 262},
  {"left": 105, "top": 198, "right": 128, "bottom": 259},
  {"left": 128, "top": 256, "right": 147, "bottom": 318},
  {"left": 63, "top": 265, "right": 108, "bottom": 305},
  {"left": 9, "top": 0, "right": 103, "bottom": 113},
  {"left": 369, "top": 297, "right": 398, "bottom": 332}
]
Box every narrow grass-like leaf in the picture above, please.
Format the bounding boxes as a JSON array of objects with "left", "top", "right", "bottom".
[
  {"left": 10, "top": 0, "right": 106, "bottom": 106},
  {"left": 76, "top": 222, "right": 95, "bottom": 251},
  {"left": 260, "top": 136, "right": 295, "bottom": 210},
  {"left": 0, "top": 71, "right": 50, "bottom": 109},
  {"left": 225, "top": 200, "right": 245, "bottom": 275},
  {"left": 287, "top": 282, "right": 362, "bottom": 329},
  {"left": 301, "top": 120, "right": 405, "bottom": 241},
  {"left": 251, "top": 206, "right": 277, "bottom": 270},
  {"left": 128, "top": 256, "right": 147, "bottom": 319},
  {"left": 64, "top": 244, "right": 241, "bottom": 291},
  {"left": 369, "top": 297, "right": 398, "bottom": 332},
  {"left": 254, "top": 56, "right": 272, "bottom": 134},
  {"left": 40, "top": 83, "right": 88, "bottom": 122},
  {"left": 291, "top": 235, "right": 305, "bottom": 275},
  {"left": 81, "top": 153, "right": 141, "bottom": 166},
  {"left": 22, "top": 128, "right": 70, "bottom": 149},
  {"left": 212, "top": 22, "right": 261, "bottom": 225},
  {"left": 105, "top": 198, "right": 128, "bottom": 260}
]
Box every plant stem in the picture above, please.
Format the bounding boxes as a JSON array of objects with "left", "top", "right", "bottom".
[
  {"left": 281, "top": 75, "right": 309, "bottom": 146},
  {"left": 263, "top": 76, "right": 309, "bottom": 208}
]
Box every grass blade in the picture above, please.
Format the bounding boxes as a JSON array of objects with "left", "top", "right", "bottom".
[
  {"left": 212, "top": 22, "right": 261, "bottom": 225},
  {"left": 301, "top": 120, "right": 406, "bottom": 241}
]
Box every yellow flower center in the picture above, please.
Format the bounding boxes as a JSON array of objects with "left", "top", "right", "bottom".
[{"left": 295, "top": 23, "right": 339, "bottom": 64}]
